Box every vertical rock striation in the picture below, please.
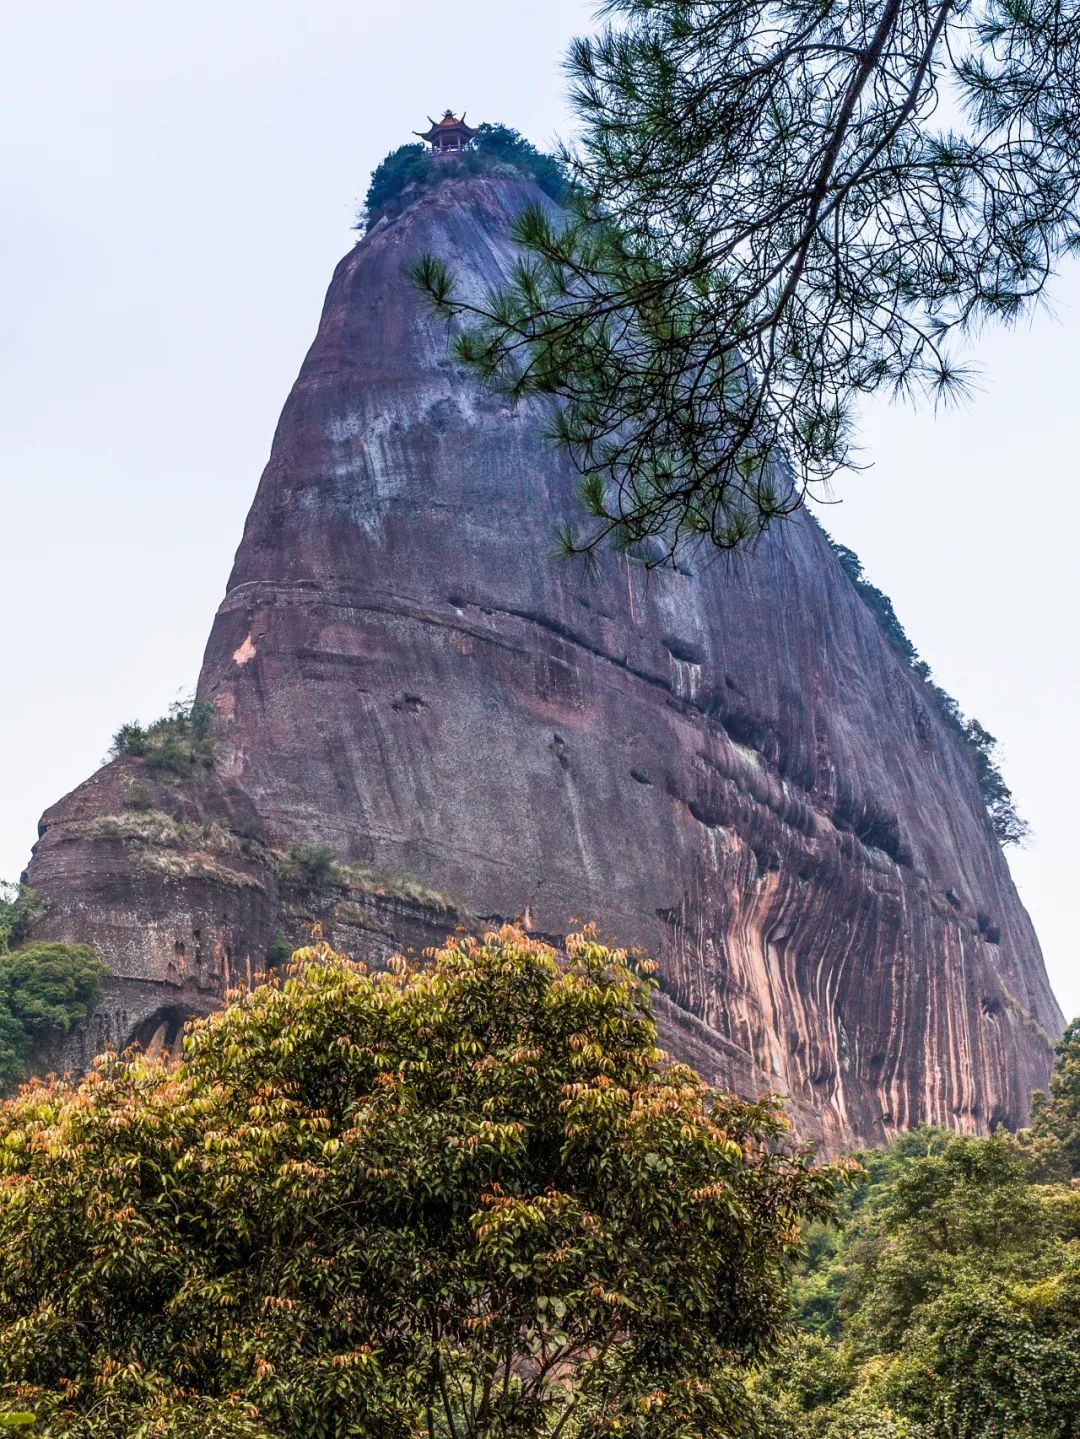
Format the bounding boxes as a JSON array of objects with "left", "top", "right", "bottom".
[{"left": 25, "top": 174, "right": 1062, "bottom": 1147}]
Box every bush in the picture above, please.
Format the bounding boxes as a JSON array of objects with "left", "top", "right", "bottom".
[
  {"left": 0, "top": 926, "right": 840, "bottom": 1436},
  {"left": 0, "top": 941, "right": 108, "bottom": 1092},
  {"left": 121, "top": 774, "right": 156, "bottom": 811},
  {"left": 360, "top": 122, "right": 570, "bottom": 230},
  {"left": 283, "top": 842, "right": 338, "bottom": 890},
  {"left": 109, "top": 697, "right": 217, "bottom": 778}
]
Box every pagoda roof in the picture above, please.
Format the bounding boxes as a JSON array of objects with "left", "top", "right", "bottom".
[{"left": 414, "top": 110, "right": 479, "bottom": 143}]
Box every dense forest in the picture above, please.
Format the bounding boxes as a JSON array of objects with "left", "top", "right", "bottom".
[{"left": 763, "top": 1033, "right": 1080, "bottom": 1436}]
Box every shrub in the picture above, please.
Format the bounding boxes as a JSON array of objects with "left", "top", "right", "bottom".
[
  {"left": 283, "top": 842, "right": 338, "bottom": 890},
  {"left": 0, "top": 941, "right": 108, "bottom": 1092},
  {"left": 109, "top": 697, "right": 217, "bottom": 778},
  {"left": 0, "top": 926, "right": 840, "bottom": 1436},
  {"left": 360, "top": 122, "right": 570, "bottom": 231}
]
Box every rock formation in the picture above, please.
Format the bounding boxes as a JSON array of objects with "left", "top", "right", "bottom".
[{"left": 24, "top": 172, "right": 1062, "bottom": 1148}]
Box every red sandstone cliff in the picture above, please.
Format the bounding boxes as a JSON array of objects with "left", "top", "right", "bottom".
[{"left": 25, "top": 174, "right": 1063, "bottom": 1147}]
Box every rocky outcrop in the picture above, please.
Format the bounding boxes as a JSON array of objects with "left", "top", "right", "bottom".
[{"left": 24, "top": 173, "right": 1062, "bottom": 1148}]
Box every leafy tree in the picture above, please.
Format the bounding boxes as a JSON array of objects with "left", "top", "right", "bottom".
[
  {"left": 417, "top": 0, "right": 1080, "bottom": 561},
  {"left": 467, "top": 124, "right": 569, "bottom": 205},
  {"left": 363, "top": 142, "right": 429, "bottom": 226},
  {"left": 362, "top": 124, "right": 569, "bottom": 231},
  {"left": 770, "top": 1127, "right": 1080, "bottom": 1439},
  {"left": 0, "top": 926, "right": 840, "bottom": 1437},
  {"left": 1026, "top": 1017, "right": 1080, "bottom": 1179},
  {"left": 0, "top": 942, "right": 108, "bottom": 1093}
]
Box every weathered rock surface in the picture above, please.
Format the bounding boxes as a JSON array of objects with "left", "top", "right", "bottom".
[{"left": 25, "top": 174, "right": 1062, "bottom": 1147}]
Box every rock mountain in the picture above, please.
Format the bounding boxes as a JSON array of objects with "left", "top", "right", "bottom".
[{"left": 25, "top": 172, "right": 1062, "bottom": 1148}]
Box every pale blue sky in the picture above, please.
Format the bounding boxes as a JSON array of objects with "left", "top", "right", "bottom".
[{"left": 1, "top": 1, "right": 1076, "bottom": 1016}]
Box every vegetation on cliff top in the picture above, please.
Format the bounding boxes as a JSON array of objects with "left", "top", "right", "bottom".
[
  {"left": 823, "top": 531, "right": 1027, "bottom": 847},
  {"left": 361, "top": 123, "right": 569, "bottom": 231},
  {"left": 0, "top": 926, "right": 840, "bottom": 1436},
  {"left": 109, "top": 696, "right": 217, "bottom": 778}
]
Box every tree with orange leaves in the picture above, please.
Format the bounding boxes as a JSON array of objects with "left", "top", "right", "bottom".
[{"left": 0, "top": 926, "right": 841, "bottom": 1438}]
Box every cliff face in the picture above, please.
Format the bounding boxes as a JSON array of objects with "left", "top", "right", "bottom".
[{"left": 26, "top": 174, "right": 1062, "bottom": 1147}]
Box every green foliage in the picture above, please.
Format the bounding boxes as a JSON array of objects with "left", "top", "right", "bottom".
[
  {"left": 109, "top": 696, "right": 217, "bottom": 778},
  {"left": 0, "top": 942, "right": 108, "bottom": 1093},
  {"left": 363, "top": 141, "right": 429, "bottom": 225},
  {"left": 0, "top": 925, "right": 840, "bottom": 1437},
  {"left": 1026, "top": 1017, "right": 1080, "bottom": 1180},
  {"left": 278, "top": 843, "right": 457, "bottom": 911},
  {"left": 361, "top": 123, "right": 569, "bottom": 230},
  {"left": 768, "top": 1125, "right": 1080, "bottom": 1439},
  {"left": 823, "top": 532, "right": 1027, "bottom": 846},
  {"left": 265, "top": 933, "right": 294, "bottom": 968},
  {"left": 0, "top": 885, "right": 47, "bottom": 956},
  {"left": 419, "top": 0, "right": 1080, "bottom": 560}
]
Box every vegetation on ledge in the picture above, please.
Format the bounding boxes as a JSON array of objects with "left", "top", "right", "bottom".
[
  {"left": 1, "top": 885, "right": 109, "bottom": 1093},
  {"left": 280, "top": 842, "right": 458, "bottom": 911},
  {"left": 109, "top": 697, "right": 217, "bottom": 779},
  {"left": 74, "top": 819, "right": 456, "bottom": 911},
  {"left": 79, "top": 811, "right": 263, "bottom": 891},
  {"left": 824, "top": 531, "right": 1028, "bottom": 848},
  {"left": 360, "top": 123, "right": 570, "bottom": 231}
]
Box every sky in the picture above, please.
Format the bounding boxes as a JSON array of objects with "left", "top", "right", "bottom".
[{"left": 0, "top": 1, "right": 1076, "bottom": 1017}]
